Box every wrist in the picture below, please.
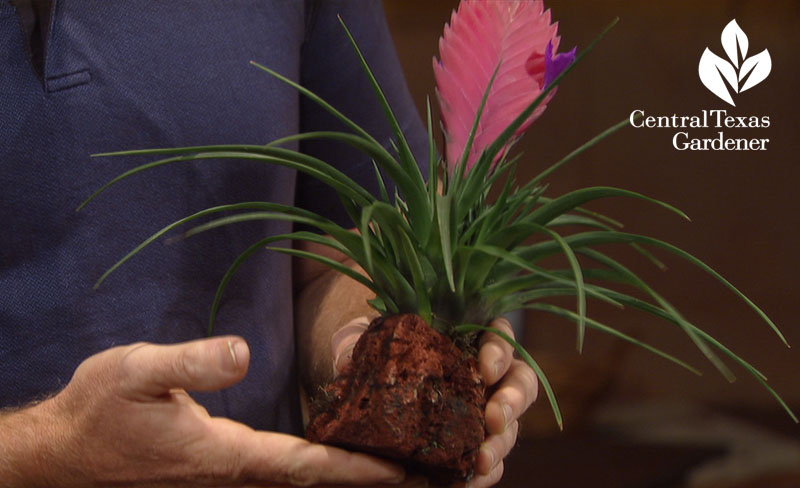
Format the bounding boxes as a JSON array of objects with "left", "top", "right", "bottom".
[{"left": 0, "top": 398, "right": 76, "bottom": 487}]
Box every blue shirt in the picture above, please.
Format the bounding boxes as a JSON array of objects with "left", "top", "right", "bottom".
[{"left": 1, "top": 1, "right": 427, "bottom": 435}]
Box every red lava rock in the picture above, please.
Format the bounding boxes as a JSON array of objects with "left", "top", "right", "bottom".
[{"left": 306, "top": 314, "right": 486, "bottom": 484}]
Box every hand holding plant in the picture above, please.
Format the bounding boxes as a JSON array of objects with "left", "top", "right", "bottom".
[
  {"left": 80, "top": 0, "right": 795, "bottom": 484},
  {"left": 0, "top": 337, "right": 405, "bottom": 487},
  {"left": 330, "top": 316, "right": 537, "bottom": 487}
]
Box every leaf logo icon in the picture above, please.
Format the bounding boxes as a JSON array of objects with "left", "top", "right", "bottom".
[{"left": 698, "top": 19, "right": 772, "bottom": 106}]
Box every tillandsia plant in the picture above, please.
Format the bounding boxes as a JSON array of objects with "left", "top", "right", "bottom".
[{"left": 79, "top": 0, "right": 796, "bottom": 483}]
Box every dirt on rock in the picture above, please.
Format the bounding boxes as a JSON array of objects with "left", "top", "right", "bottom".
[{"left": 306, "top": 314, "right": 486, "bottom": 484}]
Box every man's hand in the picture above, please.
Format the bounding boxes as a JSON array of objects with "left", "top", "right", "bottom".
[
  {"left": 0, "top": 337, "right": 404, "bottom": 487},
  {"left": 470, "top": 317, "right": 537, "bottom": 488},
  {"left": 332, "top": 317, "right": 538, "bottom": 488}
]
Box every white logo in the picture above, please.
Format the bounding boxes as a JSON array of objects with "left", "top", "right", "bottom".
[{"left": 698, "top": 19, "right": 771, "bottom": 106}]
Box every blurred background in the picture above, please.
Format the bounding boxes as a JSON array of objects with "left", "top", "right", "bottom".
[{"left": 383, "top": 1, "right": 799, "bottom": 486}]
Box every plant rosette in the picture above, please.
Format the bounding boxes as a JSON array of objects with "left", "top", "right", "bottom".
[{"left": 80, "top": 0, "right": 796, "bottom": 484}]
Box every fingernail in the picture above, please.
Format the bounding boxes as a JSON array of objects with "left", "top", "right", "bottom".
[
  {"left": 498, "top": 318, "right": 512, "bottom": 332},
  {"left": 503, "top": 403, "right": 513, "bottom": 428},
  {"left": 224, "top": 339, "right": 249, "bottom": 372},
  {"left": 405, "top": 476, "right": 429, "bottom": 487},
  {"left": 333, "top": 343, "right": 356, "bottom": 374},
  {"left": 331, "top": 320, "right": 368, "bottom": 356},
  {"left": 227, "top": 340, "right": 238, "bottom": 368},
  {"left": 379, "top": 465, "right": 406, "bottom": 484},
  {"left": 493, "top": 359, "right": 504, "bottom": 379},
  {"left": 342, "top": 342, "right": 355, "bottom": 361}
]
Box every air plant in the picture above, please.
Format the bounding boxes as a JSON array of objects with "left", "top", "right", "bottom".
[{"left": 78, "top": 0, "right": 795, "bottom": 482}]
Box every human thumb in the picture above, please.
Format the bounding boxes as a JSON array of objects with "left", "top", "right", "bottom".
[
  {"left": 330, "top": 316, "right": 370, "bottom": 376},
  {"left": 118, "top": 336, "right": 250, "bottom": 399}
]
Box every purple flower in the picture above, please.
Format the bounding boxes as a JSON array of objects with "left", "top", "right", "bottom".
[{"left": 544, "top": 41, "right": 577, "bottom": 88}]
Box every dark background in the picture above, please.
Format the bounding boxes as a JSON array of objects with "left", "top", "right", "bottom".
[{"left": 383, "top": 1, "right": 799, "bottom": 486}]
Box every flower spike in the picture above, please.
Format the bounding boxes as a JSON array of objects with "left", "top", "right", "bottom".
[{"left": 434, "top": 0, "right": 575, "bottom": 173}]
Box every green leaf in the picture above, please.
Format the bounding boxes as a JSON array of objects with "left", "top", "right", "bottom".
[
  {"left": 454, "top": 323, "right": 563, "bottom": 430},
  {"left": 367, "top": 296, "right": 387, "bottom": 315},
  {"left": 466, "top": 156, "right": 525, "bottom": 247},
  {"left": 268, "top": 131, "right": 425, "bottom": 214},
  {"left": 178, "top": 206, "right": 366, "bottom": 260},
  {"left": 577, "top": 248, "right": 735, "bottom": 381},
  {"left": 80, "top": 147, "right": 375, "bottom": 212},
  {"left": 336, "top": 16, "right": 423, "bottom": 187},
  {"left": 249, "top": 61, "right": 375, "bottom": 144},
  {"left": 485, "top": 237, "right": 734, "bottom": 382},
  {"left": 564, "top": 243, "right": 734, "bottom": 381},
  {"left": 183, "top": 212, "right": 320, "bottom": 239},
  {"left": 210, "top": 230, "right": 390, "bottom": 336},
  {"left": 547, "top": 214, "right": 617, "bottom": 229},
  {"left": 528, "top": 116, "right": 635, "bottom": 187},
  {"left": 546, "top": 214, "right": 667, "bottom": 270},
  {"left": 471, "top": 234, "right": 586, "bottom": 348},
  {"left": 181, "top": 205, "right": 418, "bottom": 314},
  {"left": 569, "top": 233, "right": 786, "bottom": 346},
  {"left": 499, "top": 284, "right": 624, "bottom": 314},
  {"left": 529, "top": 186, "right": 690, "bottom": 226},
  {"left": 453, "top": 63, "right": 500, "bottom": 181},
  {"left": 267, "top": 246, "right": 382, "bottom": 297},
  {"left": 360, "top": 205, "right": 378, "bottom": 277},
  {"left": 481, "top": 18, "right": 620, "bottom": 167},
  {"left": 588, "top": 286, "right": 797, "bottom": 422},
  {"left": 473, "top": 246, "right": 613, "bottom": 320},
  {"left": 528, "top": 303, "right": 701, "bottom": 375},
  {"left": 426, "top": 97, "right": 440, "bottom": 212},
  {"left": 335, "top": 17, "right": 431, "bottom": 244},
  {"left": 372, "top": 160, "right": 391, "bottom": 204},
  {"left": 451, "top": 64, "right": 502, "bottom": 222},
  {"left": 207, "top": 235, "right": 297, "bottom": 336},
  {"left": 364, "top": 202, "right": 424, "bottom": 313},
  {"left": 364, "top": 202, "right": 432, "bottom": 318},
  {"left": 398, "top": 227, "right": 432, "bottom": 322},
  {"left": 462, "top": 183, "right": 547, "bottom": 249},
  {"left": 436, "top": 193, "right": 456, "bottom": 292},
  {"left": 537, "top": 196, "right": 625, "bottom": 228},
  {"left": 91, "top": 202, "right": 295, "bottom": 289},
  {"left": 532, "top": 226, "right": 587, "bottom": 352}
]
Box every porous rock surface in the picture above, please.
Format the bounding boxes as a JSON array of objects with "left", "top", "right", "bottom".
[{"left": 306, "top": 314, "right": 486, "bottom": 483}]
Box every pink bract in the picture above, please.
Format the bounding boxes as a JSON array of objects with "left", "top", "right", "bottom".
[{"left": 433, "top": 0, "right": 564, "bottom": 173}]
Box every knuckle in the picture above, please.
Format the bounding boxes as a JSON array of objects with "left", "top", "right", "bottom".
[
  {"left": 481, "top": 318, "right": 514, "bottom": 346},
  {"left": 194, "top": 453, "right": 244, "bottom": 485},
  {"left": 505, "top": 388, "right": 525, "bottom": 415},
  {"left": 512, "top": 360, "right": 538, "bottom": 405},
  {"left": 505, "top": 420, "right": 519, "bottom": 445},
  {"left": 286, "top": 462, "right": 317, "bottom": 487},
  {"left": 173, "top": 347, "right": 200, "bottom": 384},
  {"left": 189, "top": 428, "right": 248, "bottom": 484},
  {"left": 494, "top": 420, "right": 519, "bottom": 458},
  {"left": 117, "top": 342, "right": 151, "bottom": 383},
  {"left": 522, "top": 365, "right": 539, "bottom": 404},
  {"left": 492, "top": 317, "right": 514, "bottom": 338},
  {"left": 490, "top": 460, "right": 505, "bottom": 486},
  {"left": 118, "top": 342, "right": 149, "bottom": 371},
  {"left": 480, "top": 341, "right": 505, "bottom": 362},
  {"left": 284, "top": 446, "right": 322, "bottom": 486}
]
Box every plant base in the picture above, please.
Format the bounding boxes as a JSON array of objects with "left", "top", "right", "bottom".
[{"left": 306, "top": 314, "right": 486, "bottom": 484}]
